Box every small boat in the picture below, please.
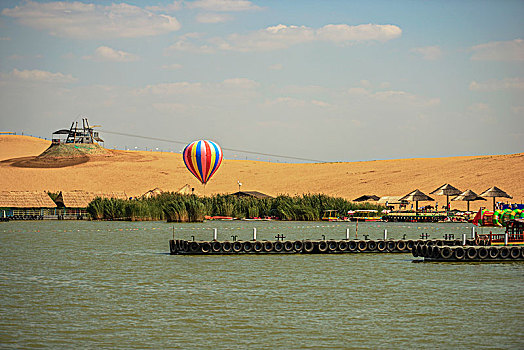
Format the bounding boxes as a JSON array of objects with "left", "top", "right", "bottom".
[{"left": 478, "top": 219, "right": 524, "bottom": 246}]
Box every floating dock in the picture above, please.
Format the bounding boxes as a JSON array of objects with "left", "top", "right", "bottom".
[
  {"left": 412, "top": 243, "right": 524, "bottom": 262},
  {"left": 169, "top": 238, "right": 484, "bottom": 255}
]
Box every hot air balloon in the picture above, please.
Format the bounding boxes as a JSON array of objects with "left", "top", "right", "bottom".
[{"left": 183, "top": 140, "right": 223, "bottom": 185}]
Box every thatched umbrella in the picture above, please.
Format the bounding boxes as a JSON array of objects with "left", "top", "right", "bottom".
[
  {"left": 399, "top": 189, "right": 434, "bottom": 212},
  {"left": 479, "top": 186, "right": 512, "bottom": 211},
  {"left": 451, "top": 189, "right": 486, "bottom": 212},
  {"left": 430, "top": 184, "right": 462, "bottom": 211}
]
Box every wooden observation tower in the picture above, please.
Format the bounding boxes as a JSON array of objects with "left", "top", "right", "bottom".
[{"left": 52, "top": 118, "right": 103, "bottom": 145}]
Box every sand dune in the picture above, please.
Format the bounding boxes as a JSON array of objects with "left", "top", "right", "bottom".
[{"left": 1, "top": 135, "right": 522, "bottom": 212}]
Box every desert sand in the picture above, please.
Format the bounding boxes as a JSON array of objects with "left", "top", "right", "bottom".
[{"left": 1, "top": 135, "right": 522, "bottom": 212}]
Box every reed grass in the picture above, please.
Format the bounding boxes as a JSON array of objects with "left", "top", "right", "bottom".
[{"left": 87, "top": 193, "right": 383, "bottom": 222}]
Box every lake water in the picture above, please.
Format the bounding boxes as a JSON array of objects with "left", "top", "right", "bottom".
[{"left": 1, "top": 220, "right": 522, "bottom": 349}]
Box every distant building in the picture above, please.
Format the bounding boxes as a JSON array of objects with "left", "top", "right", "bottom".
[
  {"left": 231, "top": 191, "right": 273, "bottom": 199},
  {"left": 0, "top": 191, "right": 57, "bottom": 219},
  {"left": 52, "top": 118, "right": 103, "bottom": 145}
]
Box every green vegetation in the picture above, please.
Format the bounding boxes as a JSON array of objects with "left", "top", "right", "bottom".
[{"left": 87, "top": 193, "right": 383, "bottom": 222}]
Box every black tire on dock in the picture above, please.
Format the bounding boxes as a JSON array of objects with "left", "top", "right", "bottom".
[
  {"left": 436, "top": 240, "right": 444, "bottom": 247},
  {"left": 303, "top": 241, "right": 314, "bottom": 253},
  {"left": 327, "top": 240, "right": 338, "bottom": 252},
  {"left": 318, "top": 241, "right": 328, "bottom": 253},
  {"left": 432, "top": 246, "right": 442, "bottom": 259},
  {"left": 440, "top": 246, "right": 453, "bottom": 259},
  {"left": 421, "top": 244, "right": 428, "bottom": 257},
  {"left": 222, "top": 241, "right": 232, "bottom": 253},
  {"left": 232, "top": 241, "right": 243, "bottom": 253},
  {"left": 412, "top": 245, "right": 419, "bottom": 257},
  {"left": 478, "top": 246, "right": 488, "bottom": 259},
  {"left": 189, "top": 241, "right": 200, "bottom": 253},
  {"left": 499, "top": 247, "right": 510, "bottom": 259},
  {"left": 338, "top": 240, "right": 348, "bottom": 252},
  {"left": 182, "top": 240, "right": 189, "bottom": 252},
  {"left": 212, "top": 241, "right": 222, "bottom": 253},
  {"left": 357, "top": 240, "right": 367, "bottom": 252},
  {"left": 263, "top": 241, "right": 274, "bottom": 252},
  {"left": 348, "top": 240, "right": 358, "bottom": 252},
  {"left": 253, "top": 241, "right": 264, "bottom": 252},
  {"left": 454, "top": 247, "right": 465, "bottom": 260},
  {"left": 169, "top": 240, "right": 176, "bottom": 254},
  {"left": 488, "top": 246, "right": 499, "bottom": 259},
  {"left": 454, "top": 239, "right": 462, "bottom": 246},
  {"left": 396, "top": 240, "right": 407, "bottom": 252},
  {"left": 201, "top": 242, "right": 211, "bottom": 253},
  {"left": 466, "top": 246, "right": 478, "bottom": 260},
  {"left": 406, "top": 240, "right": 414, "bottom": 251},
  {"left": 509, "top": 246, "right": 520, "bottom": 259},
  {"left": 243, "top": 241, "right": 253, "bottom": 253},
  {"left": 466, "top": 239, "right": 475, "bottom": 246},
  {"left": 521, "top": 247, "right": 524, "bottom": 259},
  {"left": 283, "top": 241, "right": 294, "bottom": 252},
  {"left": 377, "top": 241, "right": 386, "bottom": 252},
  {"left": 416, "top": 240, "right": 425, "bottom": 247},
  {"left": 293, "top": 240, "right": 304, "bottom": 252},
  {"left": 368, "top": 240, "right": 377, "bottom": 252},
  {"left": 386, "top": 240, "right": 396, "bottom": 252},
  {"left": 274, "top": 241, "right": 284, "bottom": 252}
]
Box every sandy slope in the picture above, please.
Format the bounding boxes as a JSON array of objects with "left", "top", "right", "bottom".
[{"left": 1, "top": 135, "right": 522, "bottom": 211}]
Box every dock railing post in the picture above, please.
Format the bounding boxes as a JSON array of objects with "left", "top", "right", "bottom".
[
  {"left": 213, "top": 228, "right": 217, "bottom": 241},
  {"left": 253, "top": 227, "right": 257, "bottom": 241},
  {"left": 471, "top": 226, "right": 475, "bottom": 239},
  {"left": 504, "top": 231, "right": 508, "bottom": 246},
  {"left": 346, "top": 228, "right": 350, "bottom": 240},
  {"left": 462, "top": 233, "right": 466, "bottom": 246},
  {"left": 384, "top": 229, "right": 388, "bottom": 240}
]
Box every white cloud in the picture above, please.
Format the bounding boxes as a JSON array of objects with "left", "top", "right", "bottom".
[
  {"left": 137, "top": 78, "right": 259, "bottom": 96},
  {"left": 2, "top": 1, "right": 181, "bottom": 39},
  {"left": 470, "top": 39, "right": 524, "bottom": 61},
  {"left": 83, "top": 46, "right": 139, "bottom": 62},
  {"left": 269, "top": 63, "right": 283, "bottom": 70},
  {"left": 203, "top": 23, "right": 402, "bottom": 52},
  {"left": 374, "top": 90, "right": 440, "bottom": 107},
  {"left": 3, "top": 68, "right": 76, "bottom": 83},
  {"left": 346, "top": 86, "right": 439, "bottom": 107},
  {"left": 187, "top": 0, "right": 261, "bottom": 12},
  {"left": 468, "top": 102, "right": 490, "bottom": 113},
  {"left": 311, "top": 100, "right": 330, "bottom": 107},
  {"left": 469, "top": 78, "right": 524, "bottom": 91},
  {"left": 162, "top": 63, "right": 183, "bottom": 70},
  {"left": 512, "top": 106, "right": 524, "bottom": 114},
  {"left": 165, "top": 39, "right": 216, "bottom": 54},
  {"left": 152, "top": 102, "right": 188, "bottom": 113},
  {"left": 411, "top": 46, "right": 442, "bottom": 60},
  {"left": 316, "top": 23, "right": 402, "bottom": 43},
  {"left": 146, "top": 1, "right": 183, "bottom": 13},
  {"left": 196, "top": 13, "right": 232, "bottom": 23}
]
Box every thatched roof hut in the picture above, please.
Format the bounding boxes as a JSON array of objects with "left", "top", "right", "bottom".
[
  {"left": 54, "top": 190, "right": 128, "bottom": 208},
  {"left": 353, "top": 195, "right": 380, "bottom": 202},
  {"left": 0, "top": 191, "right": 57, "bottom": 208},
  {"left": 231, "top": 191, "right": 273, "bottom": 199}
]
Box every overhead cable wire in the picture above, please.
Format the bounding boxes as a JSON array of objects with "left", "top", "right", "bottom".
[{"left": 99, "top": 129, "right": 326, "bottom": 163}]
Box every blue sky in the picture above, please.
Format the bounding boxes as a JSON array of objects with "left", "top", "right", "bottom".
[{"left": 0, "top": 0, "right": 522, "bottom": 162}]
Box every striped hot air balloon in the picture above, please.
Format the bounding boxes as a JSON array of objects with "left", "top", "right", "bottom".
[{"left": 183, "top": 140, "right": 223, "bottom": 185}]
